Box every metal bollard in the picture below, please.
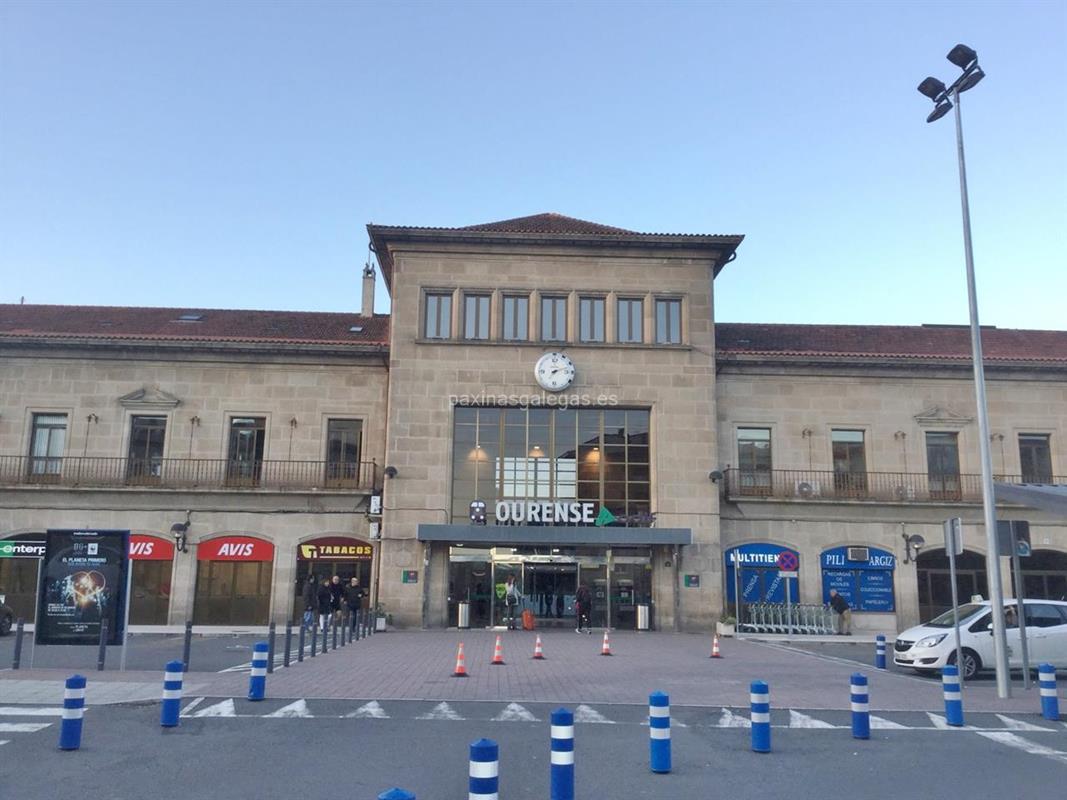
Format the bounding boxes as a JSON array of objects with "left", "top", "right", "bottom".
[
  {"left": 875, "top": 635, "right": 886, "bottom": 670},
  {"left": 298, "top": 622, "right": 306, "bottom": 662},
  {"left": 750, "top": 680, "right": 771, "bottom": 753},
  {"left": 284, "top": 623, "right": 293, "bottom": 668},
  {"left": 469, "top": 738, "right": 499, "bottom": 800},
  {"left": 550, "top": 707, "right": 575, "bottom": 800},
  {"left": 59, "top": 674, "right": 87, "bottom": 750},
  {"left": 1039, "top": 663, "right": 1060, "bottom": 721},
  {"left": 183, "top": 620, "right": 193, "bottom": 672},
  {"left": 248, "top": 641, "right": 268, "bottom": 701},
  {"left": 12, "top": 618, "right": 24, "bottom": 669},
  {"left": 942, "top": 665, "right": 964, "bottom": 727},
  {"left": 267, "top": 622, "right": 276, "bottom": 674},
  {"left": 96, "top": 620, "right": 109, "bottom": 671},
  {"left": 332, "top": 617, "right": 339, "bottom": 650},
  {"left": 311, "top": 622, "right": 318, "bottom": 657},
  {"left": 850, "top": 673, "right": 870, "bottom": 740},
  {"left": 649, "top": 691, "right": 671, "bottom": 773},
  {"left": 340, "top": 613, "right": 347, "bottom": 647},
  {"left": 378, "top": 790, "right": 415, "bottom": 800},
  {"left": 161, "top": 659, "right": 183, "bottom": 727}
]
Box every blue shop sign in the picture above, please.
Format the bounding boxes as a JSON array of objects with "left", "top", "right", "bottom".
[
  {"left": 725, "top": 543, "right": 800, "bottom": 604},
  {"left": 820, "top": 546, "right": 895, "bottom": 612}
]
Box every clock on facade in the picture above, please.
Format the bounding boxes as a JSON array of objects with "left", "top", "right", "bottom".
[{"left": 534, "top": 351, "right": 576, "bottom": 392}]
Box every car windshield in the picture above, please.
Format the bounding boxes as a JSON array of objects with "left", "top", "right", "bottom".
[{"left": 926, "top": 604, "right": 985, "bottom": 627}]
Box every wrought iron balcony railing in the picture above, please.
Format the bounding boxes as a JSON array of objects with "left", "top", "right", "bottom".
[
  {"left": 722, "top": 468, "right": 1063, "bottom": 504},
  {"left": 0, "top": 456, "right": 379, "bottom": 492}
]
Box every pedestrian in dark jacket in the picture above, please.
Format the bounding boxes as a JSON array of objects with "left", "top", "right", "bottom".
[
  {"left": 301, "top": 575, "right": 317, "bottom": 629},
  {"left": 575, "top": 584, "right": 592, "bottom": 634},
  {"left": 345, "top": 577, "right": 364, "bottom": 631},
  {"left": 329, "top": 575, "right": 344, "bottom": 622},
  {"left": 317, "top": 579, "right": 333, "bottom": 633},
  {"left": 829, "top": 589, "right": 852, "bottom": 635}
]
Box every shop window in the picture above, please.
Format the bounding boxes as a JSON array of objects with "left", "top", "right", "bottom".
[
  {"left": 737, "top": 427, "right": 772, "bottom": 495},
  {"left": 579, "top": 297, "right": 605, "bottom": 343},
  {"left": 926, "top": 432, "right": 961, "bottom": 499},
  {"left": 502, "top": 295, "right": 529, "bottom": 341},
  {"left": 654, "top": 298, "right": 681, "bottom": 344},
  {"left": 227, "top": 417, "right": 265, "bottom": 485},
  {"left": 29, "top": 413, "right": 66, "bottom": 478},
  {"left": 424, "top": 292, "right": 452, "bottom": 339},
  {"left": 326, "top": 419, "right": 362, "bottom": 486},
  {"left": 127, "top": 416, "right": 167, "bottom": 483},
  {"left": 820, "top": 546, "right": 896, "bottom": 612},
  {"left": 724, "top": 544, "right": 800, "bottom": 608},
  {"left": 831, "top": 429, "right": 867, "bottom": 495},
  {"left": 464, "top": 293, "right": 490, "bottom": 340},
  {"left": 1019, "top": 434, "right": 1053, "bottom": 483},
  {"left": 541, "top": 296, "right": 567, "bottom": 342},
  {"left": 617, "top": 298, "right": 643, "bottom": 343}
]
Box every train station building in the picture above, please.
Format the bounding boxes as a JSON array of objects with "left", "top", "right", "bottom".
[{"left": 2, "top": 212, "right": 1065, "bottom": 634}]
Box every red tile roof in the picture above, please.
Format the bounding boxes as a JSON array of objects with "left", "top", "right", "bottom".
[
  {"left": 716, "top": 323, "right": 1067, "bottom": 364},
  {"left": 0, "top": 304, "right": 389, "bottom": 347}
]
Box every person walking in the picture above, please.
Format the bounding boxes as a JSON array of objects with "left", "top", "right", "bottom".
[
  {"left": 345, "top": 577, "right": 364, "bottom": 632},
  {"left": 317, "top": 577, "right": 333, "bottom": 633},
  {"left": 829, "top": 589, "right": 852, "bottom": 635},
  {"left": 329, "top": 575, "right": 344, "bottom": 624},
  {"left": 575, "top": 583, "right": 592, "bottom": 634},
  {"left": 301, "top": 574, "right": 317, "bottom": 630},
  {"left": 503, "top": 574, "right": 520, "bottom": 631}
]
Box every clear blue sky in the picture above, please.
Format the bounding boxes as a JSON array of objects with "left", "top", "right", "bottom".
[{"left": 2, "top": 1, "right": 1064, "bottom": 329}]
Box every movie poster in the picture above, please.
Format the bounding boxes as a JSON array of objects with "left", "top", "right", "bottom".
[{"left": 36, "top": 529, "right": 130, "bottom": 646}]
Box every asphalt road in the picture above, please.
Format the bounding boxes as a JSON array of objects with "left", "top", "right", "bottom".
[
  {"left": 1, "top": 700, "right": 1063, "bottom": 799},
  {"left": 0, "top": 632, "right": 277, "bottom": 673}
]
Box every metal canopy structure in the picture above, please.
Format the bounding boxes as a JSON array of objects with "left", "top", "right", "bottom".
[
  {"left": 994, "top": 483, "right": 1067, "bottom": 517},
  {"left": 417, "top": 524, "right": 692, "bottom": 547}
]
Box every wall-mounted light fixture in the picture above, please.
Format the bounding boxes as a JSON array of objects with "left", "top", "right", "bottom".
[
  {"left": 171, "top": 511, "right": 191, "bottom": 554},
  {"left": 901, "top": 530, "right": 926, "bottom": 564},
  {"left": 708, "top": 470, "right": 724, "bottom": 484},
  {"left": 384, "top": 465, "right": 399, "bottom": 479}
]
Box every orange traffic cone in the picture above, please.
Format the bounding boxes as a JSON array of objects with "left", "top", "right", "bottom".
[
  {"left": 491, "top": 634, "right": 506, "bottom": 665},
  {"left": 600, "top": 630, "right": 613, "bottom": 656},
  {"left": 532, "top": 634, "right": 545, "bottom": 660},
  {"left": 710, "top": 635, "right": 722, "bottom": 659},
  {"left": 452, "top": 642, "right": 469, "bottom": 677}
]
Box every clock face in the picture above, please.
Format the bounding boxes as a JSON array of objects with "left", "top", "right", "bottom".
[{"left": 535, "top": 351, "right": 576, "bottom": 392}]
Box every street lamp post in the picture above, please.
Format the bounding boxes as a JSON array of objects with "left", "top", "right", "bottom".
[{"left": 917, "top": 44, "right": 1011, "bottom": 699}]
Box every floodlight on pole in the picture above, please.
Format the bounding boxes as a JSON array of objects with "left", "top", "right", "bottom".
[{"left": 916, "top": 44, "right": 1012, "bottom": 700}]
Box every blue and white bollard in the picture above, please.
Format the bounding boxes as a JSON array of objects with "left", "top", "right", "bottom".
[
  {"left": 942, "top": 664, "right": 964, "bottom": 727},
  {"left": 550, "top": 707, "right": 575, "bottom": 800},
  {"left": 1039, "top": 663, "right": 1060, "bottom": 721},
  {"left": 875, "top": 635, "right": 886, "bottom": 670},
  {"left": 469, "top": 738, "right": 499, "bottom": 799},
  {"left": 649, "top": 691, "right": 671, "bottom": 773},
  {"left": 59, "top": 674, "right": 87, "bottom": 751},
  {"left": 248, "top": 641, "right": 269, "bottom": 701},
  {"left": 750, "top": 680, "right": 771, "bottom": 753},
  {"left": 850, "top": 673, "right": 870, "bottom": 740},
  {"left": 378, "top": 790, "right": 415, "bottom": 800},
  {"left": 161, "top": 659, "right": 184, "bottom": 728}
]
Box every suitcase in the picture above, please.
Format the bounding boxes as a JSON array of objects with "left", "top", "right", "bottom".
[{"left": 522, "top": 608, "right": 536, "bottom": 631}]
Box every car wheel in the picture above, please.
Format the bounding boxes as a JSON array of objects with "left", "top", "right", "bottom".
[
  {"left": 949, "top": 648, "right": 981, "bottom": 680},
  {"left": 0, "top": 614, "right": 11, "bottom": 636}
]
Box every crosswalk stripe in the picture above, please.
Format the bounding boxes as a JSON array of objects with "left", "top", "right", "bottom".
[
  {"left": 0, "top": 707, "right": 64, "bottom": 717},
  {"left": 416, "top": 702, "right": 464, "bottom": 721},
  {"left": 265, "top": 700, "right": 312, "bottom": 718},
  {"left": 192, "top": 699, "right": 236, "bottom": 718},
  {"left": 994, "top": 714, "right": 1053, "bottom": 732},
  {"left": 0, "top": 723, "right": 51, "bottom": 733},
  {"left": 869, "top": 715, "right": 909, "bottom": 730},
  {"left": 718, "top": 708, "right": 751, "bottom": 728},
  {"left": 977, "top": 731, "right": 1067, "bottom": 766},
  {"left": 493, "top": 703, "right": 539, "bottom": 722},
  {"left": 789, "top": 710, "right": 840, "bottom": 729},
  {"left": 346, "top": 701, "right": 389, "bottom": 719}
]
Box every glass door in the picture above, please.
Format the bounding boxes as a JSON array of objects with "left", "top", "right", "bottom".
[
  {"left": 447, "top": 552, "right": 493, "bottom": 628},
  {"left": 611, "top": 560, "right": 652, "bottom": 630},
  {"left": 578, "top": 562, "right": 608, "bottom": 628},
  {"left": 492, "top": 561, "right": 522, "bottom": 628},
  {"left": 522, "top": 562, "right": 577, "bottom": 626}
]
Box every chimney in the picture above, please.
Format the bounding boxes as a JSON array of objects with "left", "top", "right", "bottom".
[{"left": 361, "top": 263, "right": 375, "bottom": 317}]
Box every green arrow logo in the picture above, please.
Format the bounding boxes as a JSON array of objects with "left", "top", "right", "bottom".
[{"left": 594, "top": 507, "right": 617, "bottom": 527}]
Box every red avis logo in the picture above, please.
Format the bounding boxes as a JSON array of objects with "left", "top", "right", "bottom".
[
  {"left": 130, "top": 541, "right": 155, "bottom": 557},
  {"left": 217, "top": 542, "right": 255, "bottom": 557}
]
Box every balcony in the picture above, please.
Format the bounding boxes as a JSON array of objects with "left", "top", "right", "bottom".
[
  {"left": 1, "top": 456, "right": 379, "bottom": 492},
  {"left": 722, "top": 468, "right": 1064, "bottom": 505}
]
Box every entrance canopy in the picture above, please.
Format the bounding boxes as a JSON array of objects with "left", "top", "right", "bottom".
[
  {"left": 418, "top": 524, "right": 691, "bottom": 546},
  {"left": 995, "top": 483, "right": 1067, "bottom": 517}
]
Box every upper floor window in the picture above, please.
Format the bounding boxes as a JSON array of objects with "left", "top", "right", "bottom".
[
  {"left": 617, "top": 298, "right": 643, "bottom": 343},
  {"left": 128, "top": 416, "right": 167, "bottom": 481},
  {"left": 29, "top": 413, "right": 67, "bottom": 476},
  {"left": 926, "top": 431, "right": 960, "bottom": 499},
  {"left": 541, "top": 295, "right": 567, "bottom": 342},
  {"left": 579, "top": 296, "right": 605, "bottom": 343},
  {"left": 424, "top": 292, "right": 452, "bottom": 339},
  {"left": 831, "top": 429, "right": 867, "bottom": 494},
  {"left": 737, "top": 427, "right": 772, "bottom": 494},
  {"left": 655, "top": 298, "right": 682, "bottom": 344},
  {"left": 1019, "top": 434, "right": 1053, "bottom": 483},
  {"left": 463, "top": 293, "right": 490, "bottom": 340},
  {"left": 502, "top": 295, "right": 529, "bottom": 341},
  {"left": 227, "top": 417, "right": 266, "bottom": 485},
  {"left": 326, "top": 419, "right": 363, "bottom": 486}
]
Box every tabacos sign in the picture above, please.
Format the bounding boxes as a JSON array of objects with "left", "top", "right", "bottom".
[
  {"left": 298, "top": 537, "right": 373, "bottom": 561},
  {"left": 197, "top": 536, "right": 274, "bottom": 562}
]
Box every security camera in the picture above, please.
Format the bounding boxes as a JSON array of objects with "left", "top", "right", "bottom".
[{"left": 708, "top": 470, "right": 724, "bottom": 483}]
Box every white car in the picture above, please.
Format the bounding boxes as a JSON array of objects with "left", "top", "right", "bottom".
[{"left": 894, "top": 599, "right": 1067, "bottom": 679}]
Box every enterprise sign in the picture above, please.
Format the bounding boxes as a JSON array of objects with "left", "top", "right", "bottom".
[{"left": 495, "top": 501, "right": 597, "bottom": 525}]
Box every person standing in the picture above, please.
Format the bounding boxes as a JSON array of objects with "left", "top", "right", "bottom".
[
  {"left": 317, "top": 578, "right": 333, "bottom": 633},
  {"left": 301, "top": 574, "right": 317, "bottom": 630},
  {"left": 504, "top": 574, "right": 520, "bottom": 630},
  {"left": 345, "top": 577, "right": 364, "bottom": 632},
  {"left": 829, "top": 589, "right": 851, "bottom": 635},
  {"left": 575, "top": 583, "right": 592, "bottom": 634},
  {"left": 329, "top": 575, "right": 344, "bottom": 624}
]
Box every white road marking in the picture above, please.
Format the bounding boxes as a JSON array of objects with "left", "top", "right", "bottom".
[
  {"left": 718, "top": 708, "right": 751, "bottom": 728},
  {"left": 927, "top": 713, "right": 960, "bottom": 730},
  {"left": 789, "top": 710, "right": 841, "bottom": 729},
  {"left": 345, "top": 701, "right": 389, "bottom": 719},
  {"left": 192, "top": 699, "right": 236, "bottom": 718},
  {"left": 0, "top": 707, "right": 64, "bottom": 716},
  {"left": 416, "top": 702, "right": 464, "bottom": 721},
  {"left": 0, "top": 740, "right": 9, "bottom": 746},
  {"left": 180, "top": 697, "right": 205, "bottom": 716},
  {"left": 265, "top": 700, "right": 312, "bottom": 718},
  {"left": 0, "top": 723, "right": 51, "bottom": 733},
  {"left": 493, "top": 703, "right": 539, "bottom": 722},
  {"left": 995, "top": 714, "right": 1053, "bottom": 732},
  {"left": 977, "top": 731, "right": 1067, "bottom": 766},
  {"left": 869, "top": 715, "right": 910, "bottom": 730},
  {"left": 574, "top": 705, "right": 614, "bottom": 724}
]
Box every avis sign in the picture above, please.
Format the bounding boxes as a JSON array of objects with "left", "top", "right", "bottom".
[{"left": 197, "top": 536, "right": 274, "bottom": 562}]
